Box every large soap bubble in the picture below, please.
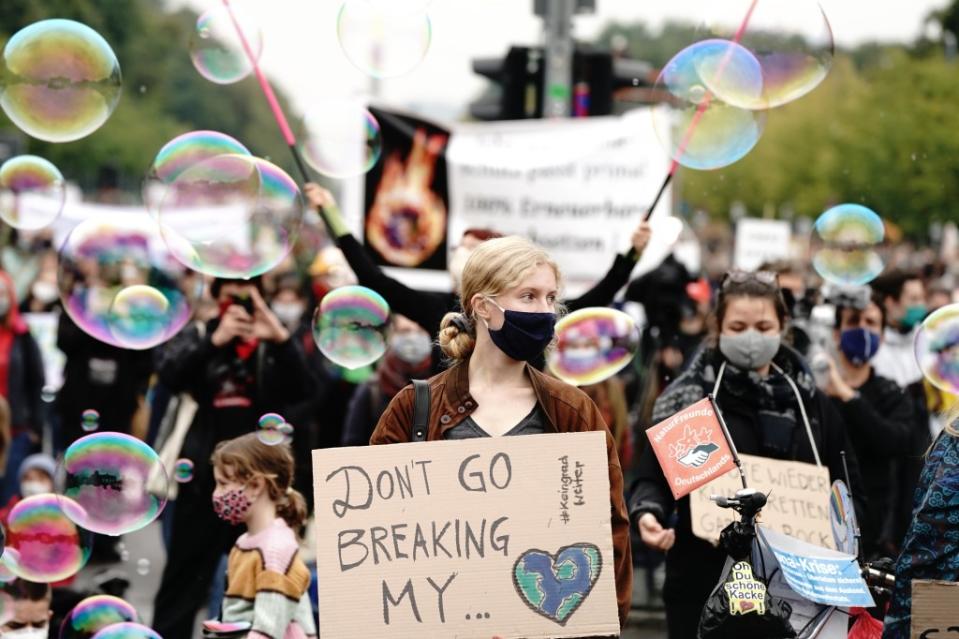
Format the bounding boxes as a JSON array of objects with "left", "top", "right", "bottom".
[
  {"left": 5, "top": 494, "right": 92, "bottom": 582},
  {"left": 312, "top": 285, "right": 390, "bottom": 369},
  {"left": 158, "top": 154, "right": 303, "bottom": 279},
  {"left": 337, "top": 0, "right": 432, "bottom": 78},
  {"left": 0, "top": 19, "right": 122, "bottom": 142},
  {"left": 548, "top": 307, "right": 640, "bottom": 386},
  {"left": 696, "top": 0, "right": 834, "bottom": 109},
  {"left": 57, "top": 432, "right": 168, "bottom": 536},
  {"left": 57, "top": 215, "right": 201, "bottom": 350},
  {"left": 59, "top": 594, "right": 139, "bottom": 639},
  {"left": 811, "top": 204, "right": 886, "bottom": 286},
  {"left": 189, "top": 5, "right": 263, "bottom": 85},
  {"left": 915, "top": 304, "right": 959, "bottom": 396},
  {"left": 652, "top": 40, "right": 766, "bottom": 171},
  {"left": 301, "top": 100, "right": 382, "bottom": 179},
  {"left": 143, "top": 131, "right": 252, "bottom": 215},
  {"left": 0, "top": 155, "right": 66, "bottom": 230}
]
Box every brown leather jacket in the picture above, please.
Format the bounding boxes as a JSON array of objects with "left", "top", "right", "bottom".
[{"left": 370, "top": 360, "right": 633, "bottom": 628}]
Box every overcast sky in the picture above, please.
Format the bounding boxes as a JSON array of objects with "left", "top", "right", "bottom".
[{"left": 170, "top": 0, "right": 949, "bottom": 121}]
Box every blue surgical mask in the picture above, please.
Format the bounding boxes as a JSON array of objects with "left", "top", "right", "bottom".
[
  {"left": 900, "top": 305, "right": 927, "bottom": 331},
  {"left": 484, "top": 297, "right": 556, "bottom": 362},
  {"left": 838, "top": 328, "right": 881, "bottom": 367}
]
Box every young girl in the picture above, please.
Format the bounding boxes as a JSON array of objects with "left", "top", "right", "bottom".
[
  {"left": 370, "top": 236, "right": 632, "bottom": 629},
  {"left": 208, "top": 433, "right": 316, "bottom": 639}
]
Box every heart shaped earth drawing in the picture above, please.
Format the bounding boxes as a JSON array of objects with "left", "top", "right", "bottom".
[{"left": 512, "top": 543, "right": 603, "bottom": 626}]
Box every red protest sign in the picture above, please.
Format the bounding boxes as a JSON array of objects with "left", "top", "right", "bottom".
[{"left": 645, "top": 397, "right": 737, "bottom": 499}]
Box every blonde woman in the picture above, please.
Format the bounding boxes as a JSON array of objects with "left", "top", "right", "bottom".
[
  {"left": 370, "top": 236, "right": 633, "bottom": 628},
  {"left": 882, "top": 413, "right": 959, "bottom": 639}
]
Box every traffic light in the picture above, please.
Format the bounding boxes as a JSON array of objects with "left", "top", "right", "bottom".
[{"left": 469, "top": 46, "right": 650, "bottom": 120}]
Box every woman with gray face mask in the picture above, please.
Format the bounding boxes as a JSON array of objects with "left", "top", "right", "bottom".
[{"left": 628, "top": 270, "right": 866, "bottom": 639}]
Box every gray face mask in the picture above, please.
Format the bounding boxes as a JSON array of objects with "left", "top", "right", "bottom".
[{"left": 719, "top": 330, "right": 781, "bottom": 370}]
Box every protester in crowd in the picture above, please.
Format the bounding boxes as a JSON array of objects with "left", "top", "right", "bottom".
[
  {"left": 819, "top": 287, "right": 912, "bottom": 558},
  {"left": 341, "top": 314, "right": 432, "bottom": 447},
  {"left": 369, "top": 236, "right": 633, "bottom": 628},
  {"left": 151, "top": 277, "right": 313, "bottom": 639},
  {"left": 0, "top": 271, "right": 44, "bottom": 505},
  {"left": 207, "top": 433, "right": 316, "bottom": 639},
  {"left": 17, "top": 251, "right": 59, "bottom": 314},
  {"left": 881, "top": 416, "right": 959, "bottom": 639},
  {"left": 0, "top": 453, "right": 55, "bottom": 525},
  {"left": 0, "top": 579, "right": 51, "bottom": 639},
  {"left": 304, "top": 184, "right": 652, "bottom": 345},
  {"left": 629, "top": 269, "right": 864, "bottom": 639}
]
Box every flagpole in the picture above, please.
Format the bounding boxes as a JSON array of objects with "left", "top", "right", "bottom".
[{"left": 708, "top": 393, "right": 747, "bottom": 490}]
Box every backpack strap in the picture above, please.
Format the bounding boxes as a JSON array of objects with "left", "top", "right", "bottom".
[{"left": 411, "top": 379, "right": 430, "bottom": 442}]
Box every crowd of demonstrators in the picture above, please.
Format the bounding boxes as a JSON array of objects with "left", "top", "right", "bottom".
[{"left": 1, "top": 203, "right": 959, "bottom": 638}]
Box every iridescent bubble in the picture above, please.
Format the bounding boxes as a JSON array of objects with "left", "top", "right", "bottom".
[
  {"left": 173, "top": 458, "right": 194, "bottom": 484},
  {"left": 337, "top": 0, "right": 432, "bottom": 78},
  {"left": 158, "top": 154, "right": 303, "bottom": 279},
  {"left": 257, "top": 413, "right": 286, "bottom": 446},
  {"left": 301, "top": 100, "right": 382, "bottom": 179},
  {"left": 548, "top": 307, "right": 640, "bottom": 387},
  {"left": 81, "top": 409, "right": 100, "bottom": 433},
  {"left": 811, "top": 204, "right": 886, "bottom": 286},
  {"left": 57, "top": 432, "right": 168, "bottom": 536},
  {"left": 0, "top": 550, "right": 18, "bottom": 583},
  {"left": 57, "top": 215, "right": 201, "bottom": 350},
  {"left": 136, "top": 558, "right": 150, "bottom": 576},
  {"left": 59, "top": 594, "right": 139, "bottom": 639},
  {"left": 143, "top": 131, "right": 251, "bottom": 216},
  {"left": 6, "top": 494, "right": 92, "bottom": 582},
  {"left": 189, "top": 5, "right": 263, "bottom": 85},
  {"left": 90, "top": 623, "right": 162, "bottom": 639},
  {"left": 915, "top": 304, "right": 959, "bottom": 396},
  {"left": 652, "top": 40, "right": 766, "bottom": 170},
  {"left": 0, "top": 155, "right": 66, "bottom": 230},
  {"left": 278, "top": 421, "right": 294, "bottom": 445},
  {"left": 696, "top": 0, "right": 834, "bottom": 109},
  {"left": 312, "top": 286, "right": 390, "bottom": 369},
  {"left": 0, "top": 19, "right": 122, "bottom": 142}
]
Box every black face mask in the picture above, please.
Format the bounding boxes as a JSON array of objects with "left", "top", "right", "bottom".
[{"left": 484, "top": 297, "right": 556, "bottom": 362}]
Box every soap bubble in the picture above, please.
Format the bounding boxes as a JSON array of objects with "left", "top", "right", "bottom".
[
  {"left": 337, "top": 0, "right": 432, "bottom": 78},
  {"left": 173, "top": 458, "right": 194, "bottom": 484},
  {"left": 301, "top": 100, "right": 382, "bottom": 179},
  {"left": 57, "top": 215, "right": 201, "bottom": 350},
  {"left": 312, "top": 286, "right": 390, "bottom": 369},
  {"left": 158, "top": 154, "right": 303, "bottom": 279},
  {"left": 811, "top": 204, "right": 886, "bottom": 286},
  {"left": 90, "top": 623, "right": 162, "bottom": 639},
  {"left": 189, "top": 5, "right": 263, "bottom": 85},
  {"left": 143, "top": 131, "right": 252, "bottom": 215},
  {"left": 548, "top": 307, "right": 641, "bottom": 386},
  {"left": 652, "top": 40, "right": 765, "bottom": 170},
  {"left": 57, "top": 432, "right": 168, "bottom": 536},
  {"left": 915, "top": 304, "right": 959, "bottom": 396},
  {"left": 695, "top": 0, "right": 834, "bottom": 109},
  {"left": 81, "top": 409, "right": 100, "bottom": 433},
  {"left": 6, "top": 494, "right": 92, "bottom": 582},
  {"left": 59, "top": 594, "right": 139, "bottom": 639},
  {"left": 136, "top": 558, "right": 150, "bottom": 576},
  {"left": 0, "top": 155, "right": 66, "bottom": 230},
  {"left": 0, "top": 19, "right": 122, "bottom": 142},
  {"left": 257, "top": 413, "right": 288, "bottom": 446}
]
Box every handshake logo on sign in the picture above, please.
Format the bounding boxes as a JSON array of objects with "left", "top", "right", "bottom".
[{"left": 668, "top": 426, "right": 721, "bottom": 469}]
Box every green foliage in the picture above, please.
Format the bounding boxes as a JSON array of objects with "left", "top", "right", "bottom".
[{"left": 0, "top": 0, "right": 299, "bottom": 193}]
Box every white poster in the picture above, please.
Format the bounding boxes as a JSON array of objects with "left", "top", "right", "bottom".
[{"left": 734, "top": 218, "right": 792, "bottom": 271}]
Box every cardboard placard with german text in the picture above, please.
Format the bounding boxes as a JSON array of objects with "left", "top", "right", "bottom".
[
  {"left": 911, "top": 580, "right": 959, "bottom": 639},
  {"left": 312, "top": 431, "right": 618, "bottom": 638},
  {"left": 645, "top": 397, "right": 736, "bottom": 499},
  {"left": 691, "top": 454, "right": 834, "bottom": 549}
]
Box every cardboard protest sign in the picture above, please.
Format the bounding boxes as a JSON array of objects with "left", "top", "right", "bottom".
[
  {"left": 758, "top": 527, "right": 873, "bottom": 608},
  {"left": 645, "top": 397, "right": 737, "bottom": 499},
  {"left": 312, "top": 431, "right": 619, "bottom": 638},
  {"left": 691, "top": 454, "right": 834, "bottom": 549},
  {"left": 911, "top": 580, "right": 959, "bottom": 639}
]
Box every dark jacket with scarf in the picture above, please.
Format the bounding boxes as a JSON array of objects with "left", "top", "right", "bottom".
[
  {"left": 370, "top": 360, "right": 633, "bottom": 628},
  {"left": 629, "top": 345, "right": 865, "bottom": 607}
]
